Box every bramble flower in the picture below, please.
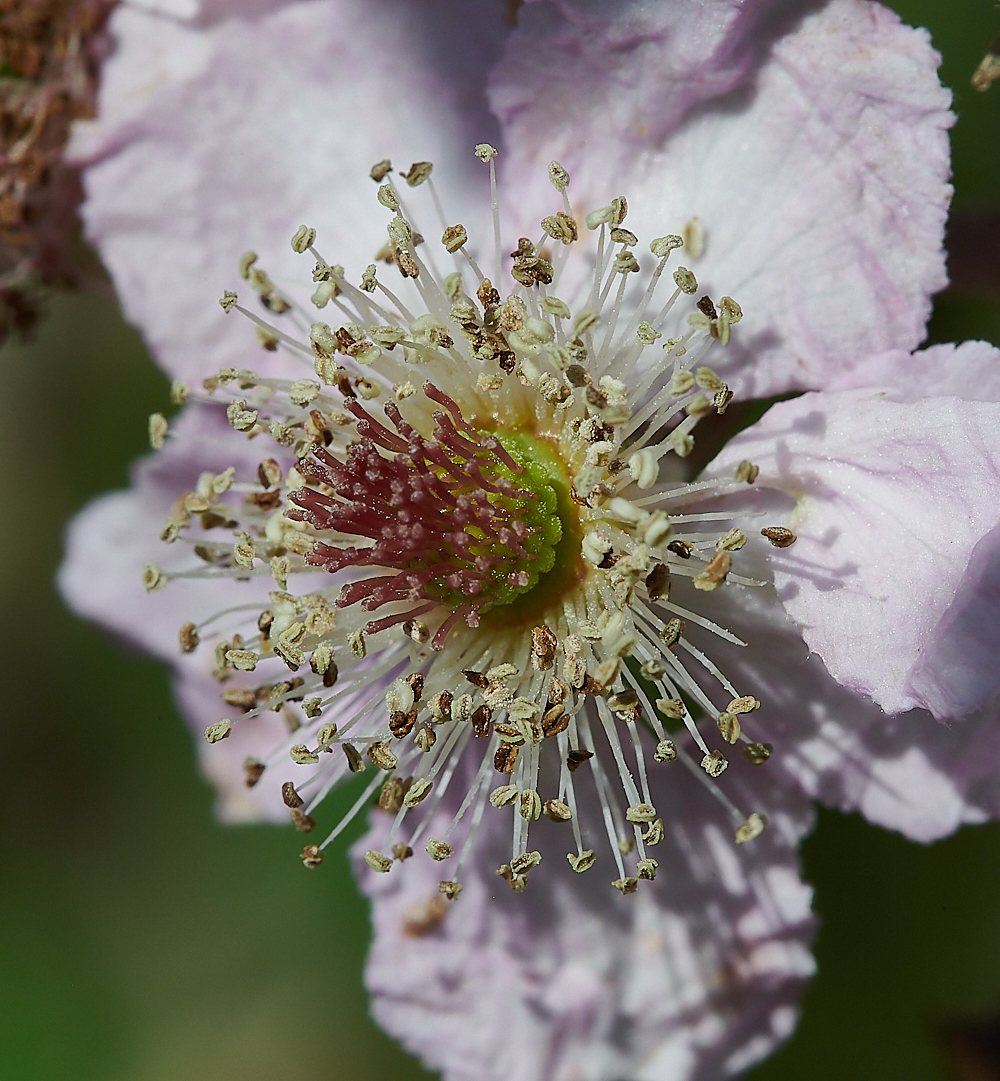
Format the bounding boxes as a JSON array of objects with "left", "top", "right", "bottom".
[
  {"left": 82, "top": 145, "right": 789, "bottom": 889},
  {"left": 58, "top": 0, "right": 1000, "bottom": 1077}
]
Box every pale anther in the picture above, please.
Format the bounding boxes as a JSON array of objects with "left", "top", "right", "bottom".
[
  {"left": 290, "top": 225, "right": 316, "bottom": 253},
  {"left": 735, "top": 813, "right": 768, "bottom": 844},
  {"left": 673, "top": 267, "right": 698, "bottom": 294},
  {"left": 204, "top": 719, "right": 232, "bottom": 744},
  {"left": 402, "top": 161, "right": 433, "bottom": 187},
  {"left": 149, "top": 413, "right": 168, "bottom": 450},
  {"left": 653, "top": 740, "right": 677, "bottom": 762},
  {"left": 365, "top": 849, "right": 393, "bottom": 873},
  {"left": 702, "top": 750, "right": 728, "bottom": 777},
  {"left": 548, "top": 160, "right": 569, "bottom": 191},
  {"left": 425, "top": 838, "right": 454, "bottom": 861}
]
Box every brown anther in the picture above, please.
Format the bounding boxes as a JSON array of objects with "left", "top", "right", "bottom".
[
  {"left": 200, "top": 510, "right": 237, "bottom": 530},
  {"left": 403, "top": 895, "right": 449, "bottom": 937},
  {"left": 471, "top": 704, "right": 492, "bottom": 738},
  {"left": 565, "top": 364, "right": 591, "bottom": 388},
  {"left": 300, "top": 845, "right": 323, "bottom": 869},
  {"left": 567, "top": 749, "right": 593, "bottom": 772},
  {"left": 696, "top": 295, "right": 718, "bottom": 320},
  {"left": 289, "top": 807, "right": 316, "bottom": 833},
  {"left": 463, "top": 668, "right": 489, "bottom": 688},
  {"left": 244, "top": 757, "right": 265, "bottom": 787},
  {"left": 645, "top": 563, "right": 671, "bottom": 601},
  {"left": 281, "top": 781, "right": 304, "bottom": 808},
  {"left": 530, "top": 625, "right": 558, "bottom": 671},
  {"left": 223, "top": 688, "right": 257, "bottom": 712},
  {"left": 257, "top": 458, "right": 282, "bottom": 489},
  {"left": 714, "top": 385, "right": 733, "bottom": 414},
  {"left": 612, "top": 877, "right": 638, "bottom": 895},
  {"left": 393, "top": 247, "right": 417, "bottom": 276},
  {"left": 258, "top": 610, "right": 274, "bottom": 636},
  {"left": 393, "top": 843, "right": 413, "bottom": 862},
  {"left": 493, "top": 722, "right": 523, "bottom": 742},
  {"left": 369, "top": 159, "right": 392, "bottom": 182},
  {"left": 741, "top": 742, "right": 773, "bottom": 765},
  {"left": 334, "top": 325, "right": 358, "bottom": 351},
  {"left": 546, "top": 677, "right": 568, "bottom": 706},
  {"left": 761, "top": 526, "right": 797, "bottom": 548},
  {"left": 343, "top": 743, "right": 366, "bottom": 773},
  {"left": 406, "top": 673, "right": 425, "bottom": 701},
  {"left": 667, "top": 540, "right": 693, "bottom": 559},
  {"left": 586, "top": 385, "right": 608, "bottom": 410},
  {"left": 581, "top": 674, "right": 605, "bottom": 696},
  {"left": 497, "top": 349, "right": 517, "bottom": 373},
  {"left": 389, "top": 709, "right": 418, "bottom": 739},
  {"left": 439, "top": 880, "right": 463, "bottom": 900},
  {"left": 179, "top": 622, "right": 200, "bottom": 653},
  {"left": 736, "top": 460, "right": 760, "bottom": 484},
  {"left": 494, "top": 743, "right": 520, "bottom": 774},
  {"left": 542, "top": 705, "right": 570, "bottom": 738},
  {"left": 476, "top": 278, "right": 500, "bottom": 310},
  {"left": 249, "top": 490, "right": 282, "bottom": 511}
]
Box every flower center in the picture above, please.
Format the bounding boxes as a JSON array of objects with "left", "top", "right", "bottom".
[
  {"left": 145, "top": 145, "right": 793, "bottom": 900},
  {"left": 288, "top": 385, "right": 581, "bottom": 648}
]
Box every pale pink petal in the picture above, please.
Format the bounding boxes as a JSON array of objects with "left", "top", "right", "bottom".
[
  {"left": 712, "top": 385, "right": 1000, "bottom": 719},
  {"left": 71, "top": 0, "right": 509, "bottom": 382},
  {"left": 493, "top": 0, "right": 952, "bottom": 397},
  {"left": 825, "top": 339, "right": 1000, "bottom": 401},
  {"left": 354, "top": 750, "right": 816, "bottom": 1081},
  {"left": 697, "top": 589, "right": 998, "bottom": 842},
  {"left": 128, "top": 0, "right": 200, "bottom": 18},
  {"left": 493, "top": 0, "right": 776, "bottom": 160}
]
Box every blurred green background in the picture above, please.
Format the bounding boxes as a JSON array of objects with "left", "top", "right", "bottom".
[{"left": 2, "top": 2, "right": 1000, "bottom": 1078}]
